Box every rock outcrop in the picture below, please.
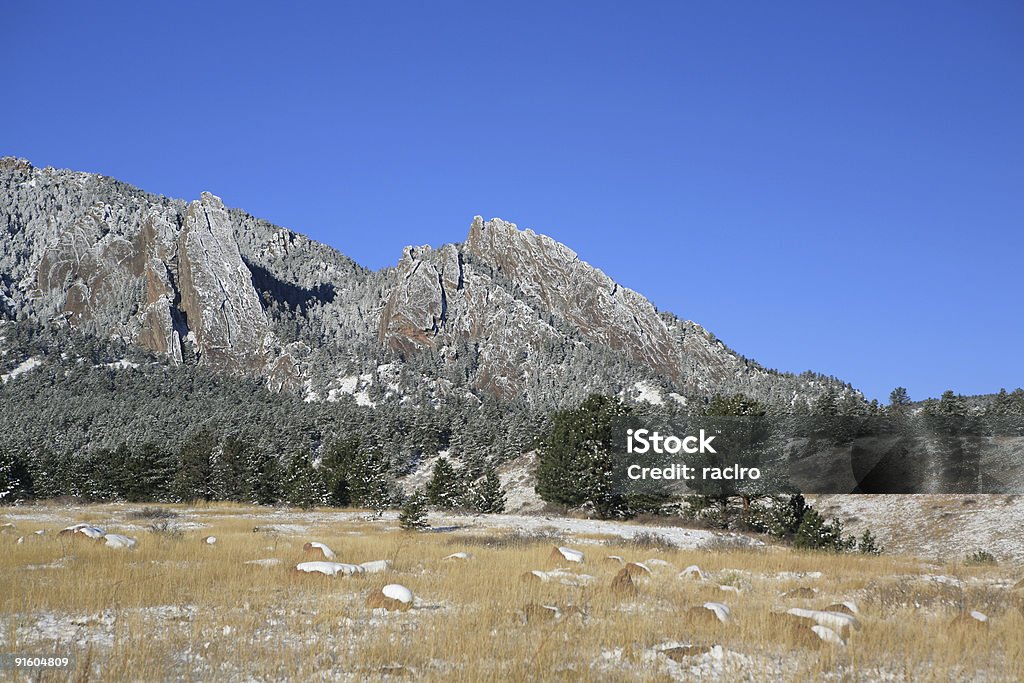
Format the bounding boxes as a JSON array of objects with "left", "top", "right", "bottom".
[{"left": 0, "top": 158, "right": 858, "bottom": 408}]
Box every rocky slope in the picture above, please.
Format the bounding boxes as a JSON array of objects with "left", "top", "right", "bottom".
[{"left": 0, "top": 157, "right": 856, "bottom": 409}]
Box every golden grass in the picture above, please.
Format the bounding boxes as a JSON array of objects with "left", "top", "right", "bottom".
[{"left": 0, "top": 503, "right": 1022, "bottom": 681}]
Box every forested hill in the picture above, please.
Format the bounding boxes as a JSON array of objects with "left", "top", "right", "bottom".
[{"left": 0, "top": 157, "right": 867, "bottom": 503}]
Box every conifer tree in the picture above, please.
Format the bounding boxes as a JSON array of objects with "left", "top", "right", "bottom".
[
  {"left": 473, "top": 467, "right": 505, "bottom": 514},
  {"left": 425, "top": 457, "right": 463, "bottom": 509},
  {"left": 172, "top": 431, "right": 216, "bottom": 502},
  {"left": 399, "top": 491, "right": 429, "bottom": 530}
]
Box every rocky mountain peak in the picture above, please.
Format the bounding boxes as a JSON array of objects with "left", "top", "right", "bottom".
[{"left": 1, "top": 162, "right": 858, "bottom": 410}]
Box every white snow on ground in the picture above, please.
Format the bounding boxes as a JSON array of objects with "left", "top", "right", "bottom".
[
  {"left": 295, "top": 561, "right": 364, "bottom": 576},
  {"left": 3, "top": 506, "right": 753, "bottom": 551},
  {"left": 397, "top": 452, "right": 446, "bottom": 495},
  {"left": 497, "top": 452, "right": 544, "bottom": 513},
  {"left": 630, "top": 380, "right": 664, "bottom": 406},
  {"left": 244, "top": 558, "right": 282, "bottom": 567},
  {"left": 102, "top": 359, "right": 139, "bottom": 370},
  {"left": 812, "top": 494, "right": 1024, "bottom": 562},
  {"left": 1, "top": 357, "right": 41, "bottom": 383}
]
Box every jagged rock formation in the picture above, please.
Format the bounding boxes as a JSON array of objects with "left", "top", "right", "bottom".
[
  {"left": 0, "top": 157, "right": 858, "bottom": 409},
  {"left": 177, "top": 193, "right": 269, "bottom": 372}
]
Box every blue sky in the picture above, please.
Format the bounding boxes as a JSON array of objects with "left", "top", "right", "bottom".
[{"left": 3, "top": 2, "right": 1022, "bottom": 401}]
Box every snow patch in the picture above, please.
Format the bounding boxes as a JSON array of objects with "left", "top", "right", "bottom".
[{"left": 1, "top": 357, "right": 41, "bottom": 383}]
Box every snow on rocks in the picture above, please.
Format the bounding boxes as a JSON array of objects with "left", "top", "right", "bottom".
[
  {"left": 550, "top": 546, "right": 584, "bottom": 564},
  {"left": 295, "top": 561, "right": 364, "bottom": 576},
  {"left": 811, "top": 625, "right": 846, "bottom": 646},
  {"left": 776, "top": 571, "right": 823, "bottom": 581},
  {"left": 718, "top": 585, "right": 742, "bottom": 595},
  {"left": 823, "top": 601, "right": 859, "bottom": 616},
  {"left": 678, "top": 565, "right": 706, "bottom": 581},
  {"left": 358, "top": 560, "right": 391, "bottom": 573},
  {"left": 659, "top": 644, "right": 716, "bottom": 662},
  {"left": 59, "top": 524, "right": 106, "bottom": 539},
  {"left": 786, "top": 608, "right": 860, "bottom": 634},
  {"left": 622, "top": 562, "right": 651, "bottom": 578},
  {"left": 302, "top": 541, "right": 336, "bottom": 559},
  {"left": 443, "top": 552, "right": 471, "bottom": 561},
  {"left": 102, "top": 534, "right": 137, "bottom": 549},
  {"left": 521, "top": 569, "right": 594, "bottom": 587},
  {"left": 604, "top": 555, "right": 625, "bottom": 565},
  {"left": 204, "top": 536, "right": 217, "bottom": 545},
  {"left": 703, "top": 602, "right": 732, "bottom": 624},
  {"left": 367, "top": 584, "right": 414, "bottom": 611}
]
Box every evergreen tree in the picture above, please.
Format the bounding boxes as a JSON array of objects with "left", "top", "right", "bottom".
[
  {"left": 0, "top": 450, "right": 34, "bottom": 504},
  {"left": 321, "top": 436, "right": 359, "bottom": 507},
  {"left": 399, "top": 491, "right": 429, "bottom": 530},
  {"left": 793, "top": 508, "right": 856, "bottom": 552},
  {"left": 425, "top": 457, "right": 463, "bottom": 509},
  {"left": 213, "top": 436, "right": 253, "bottom": 502},
  {"left": 248, "top": 450, "right": 282, "bottom": 505},
  {"left": 472, "top": 467, "right": 506, "bottom": 514},
  {"left": 889, "top": 387, "right": 911, "bottom": 410},
  {"left": 283, "top": 453, "right": 328, "bottom": 508},
  {"left": 535, "top": 394, "right": 630, "bottom": 518},
  {"left": 347, "top": 447, "right": 394, "bottom": 513},
  {"left": 687, "top": 393, "right": 789, "bottom": 524},
  {"left": 172, "top": 431, "right": 216, "bottom": 502},
  {"left": 857, "top": 529, "right": 882, "bottom": 555}
]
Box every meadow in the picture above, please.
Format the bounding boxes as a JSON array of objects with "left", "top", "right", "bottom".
[{"left": 1, "top": 503, "right": 1022, "bottom": 681}]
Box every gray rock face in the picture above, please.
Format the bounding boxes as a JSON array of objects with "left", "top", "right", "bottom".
[
  {"left": 0, "top": 158, "right": 859, "bottom": 409},
  {"left": 178, "top": 193, "right": 268, "bottom": 372}
]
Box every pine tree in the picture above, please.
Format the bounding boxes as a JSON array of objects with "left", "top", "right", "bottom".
[
  {"left": 283, "top": 453, "right": 328, "bottom": 509},
  {"left": 535, "top": 394, "right": 630, "bottom": 517},
  {"left": 248, "top": 450, "right": 282, "bottom": 505},
  {"left": 0, "top": 450, "right": 34, "bottom": 504},
  {"left": 321, "top": 436, "right": 359, "bottom": 507},
  {"left": 399, "top": 491, "right": 429, "bottom": 530},
  {"left": 473, "top": 467, "right": 506, "bottom": 514},
  {"left": 347, "top": 447, "right": 394, "bottom": 513},
  {"left": 172, "top": 431, "right": 216, "bottom": 502},
  {"left": 425, "top": 457, "right": 463, "bottom": 509},
  {"left": 213, "top": 436, "right": 253, "bottom": 502}
]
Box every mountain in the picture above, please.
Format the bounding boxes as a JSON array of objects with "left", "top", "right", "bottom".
[{"left": 1, "top": 156, "right": 855, "bottom": 411}]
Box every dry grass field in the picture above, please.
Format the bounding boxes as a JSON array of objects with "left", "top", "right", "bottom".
[{"left": 1, "top": 503, "right": 1022, "bottom": 682}]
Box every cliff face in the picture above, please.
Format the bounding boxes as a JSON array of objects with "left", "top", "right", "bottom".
[
  {"left": 177, "top": 193, "right": 268, "bottom": 372},
  {"left": 0, "top": 158, "right": 856, "bottom": 408}
]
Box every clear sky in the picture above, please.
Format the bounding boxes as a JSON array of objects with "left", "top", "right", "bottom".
[{"left": 3, "top": 2, "right": 1022, "bottom": 402}]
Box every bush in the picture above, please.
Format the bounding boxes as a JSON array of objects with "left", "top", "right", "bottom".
[
  {"left": 857, "top": 529, "right": 882, "bottom": 555},
  {"left": 127, "top": 506, "right": 178, "bottom": 520},
  {"left": 793, "top": 509, "right": 856, "bottom": 552},
  {"left": 620, "top": 531, "right": 677, "bottom": 551},
  {"left": 966, "top": 549, "right": 997, "bottom": 565}
]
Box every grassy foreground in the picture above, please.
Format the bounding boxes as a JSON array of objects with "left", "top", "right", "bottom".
[{"left": 1, "top": 503, "right": 1022, "bottom": 682}]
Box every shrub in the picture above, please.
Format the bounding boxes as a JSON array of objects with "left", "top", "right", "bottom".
[
  {"left": 966, "top": 549, "right": 997, "bottom": 565},
  {"left": 128, "top": 506, "right": 178, "bottom": 520}
]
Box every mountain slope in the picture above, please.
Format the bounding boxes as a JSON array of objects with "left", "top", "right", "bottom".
[{"left": 1, "top": 157, "right": 855, "bottom": 410}]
